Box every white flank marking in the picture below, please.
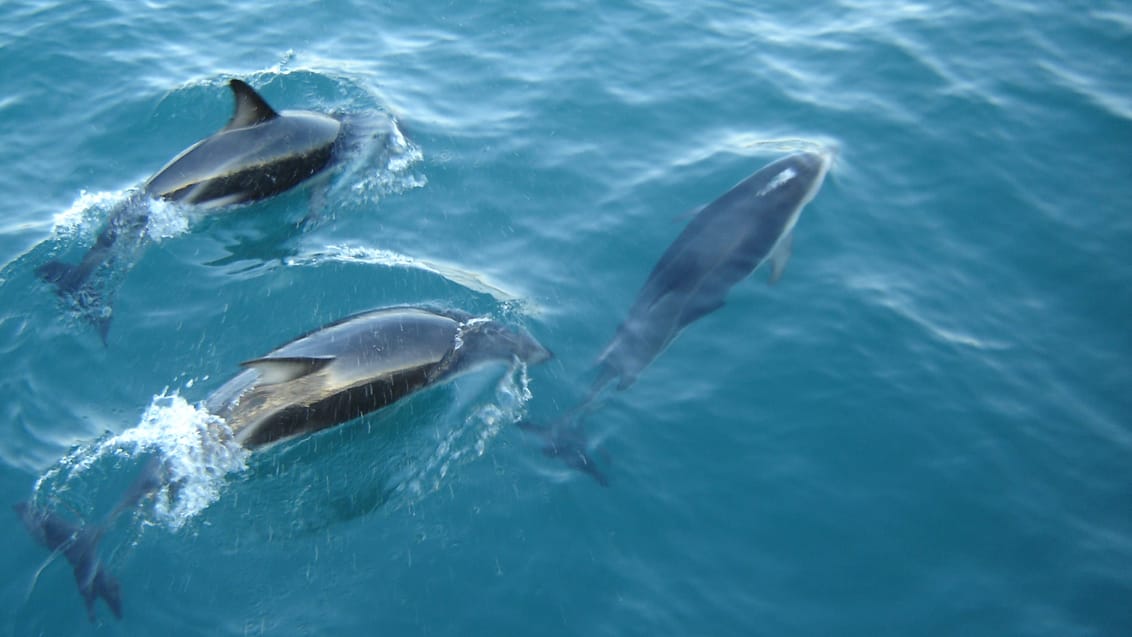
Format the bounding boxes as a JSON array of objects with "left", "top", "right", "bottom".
[{"left": 758, "top": 167, "right": 797, "bottom": 196}]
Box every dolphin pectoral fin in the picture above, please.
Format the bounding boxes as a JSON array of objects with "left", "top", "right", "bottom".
[
  {"left": 224, "top": 79, "right": 280, "bottom": 130},
  {"left": 768, "top": 231, "right": 794, "bottom": 285},
  {"left": 240, "top": 356, "right": 335, "bottom": 384}
]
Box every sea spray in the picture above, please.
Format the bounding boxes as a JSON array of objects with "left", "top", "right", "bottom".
[
  {"left": 32, "top": 392, "right": 248, "bottom": 531},
  {"left": 397, "top": 359, "right": 533, "bottom": 500}
]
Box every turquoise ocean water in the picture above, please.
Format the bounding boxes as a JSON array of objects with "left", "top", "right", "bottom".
[{"left": 1, "top": 1, "right": 1130, "bottom": 635}]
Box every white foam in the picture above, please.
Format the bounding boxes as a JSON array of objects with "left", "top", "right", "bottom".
[
  {"left": 143, "top": 198, "right": 191, "bottom": 240},
  {"left": 51, "top": 189, "right": 135, "bottom": 237},
  {"left": 34, "top": 392, "right": 249, "bottom": 530},
  {"left": 118, "top": 393, "right": 249, "bottom": 527}
]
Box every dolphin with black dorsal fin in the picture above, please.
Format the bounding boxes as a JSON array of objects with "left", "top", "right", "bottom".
[
  {"left": 37, "top": 79, "right": 346, "bottom": 340},
  {"left": 522, "top": 150, "right": 834, "bottom": 484},
  {"left": 17, "top": 306, "right": 551, "bottom": 620}
]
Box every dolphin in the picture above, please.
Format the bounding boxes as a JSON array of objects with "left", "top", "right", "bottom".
[
  {"left": 37, "top": 79, "right": 346, "bottom": 339},
  {"left": 206, "top": 305, "right": 552, "bottom": 448},
  {"left": 525, "top": 150, "right": 833, "bottom": 483},
  {"left": 17, "top": 306, "right": 550, "bottom": 620},
  {"left": 594, "top": 150, "right": 832, "bottom": 390},
  {"left": 141, "top": 79, "right": 342, "bottom": 208}
]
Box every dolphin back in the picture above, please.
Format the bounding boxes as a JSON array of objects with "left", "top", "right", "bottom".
[
  {"left": 144, "top": 79, "right": 342, "bottom": 208},
  {"left": 212, "top": 306, "right": 552, "bottom": 449},
  {"left": 144, "top": 113, "right": 341, "bottom": 207}
]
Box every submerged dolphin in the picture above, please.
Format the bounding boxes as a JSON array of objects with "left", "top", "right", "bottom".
[
  {"left": 594, "top": 150, "right": 832, "bottom": 390},
  {"left": 37, "top": 79, "right": 346, "bottom": 339},
  {"left": 18, "top": 306, "right": 550, "bottom": 620},
  {"left": 525, "top": 150, "right": 833, "bottom": 483}
]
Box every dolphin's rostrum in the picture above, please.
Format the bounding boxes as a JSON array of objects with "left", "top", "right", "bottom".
[
  {"left": 524, "top": 150, "right": 833, "bottom": 484},
  {"left": 37, "top": 79, "right": 347, "bottom": 340},
  {"left": 17, "top": 306, "right": 551, "bottom": 621}
]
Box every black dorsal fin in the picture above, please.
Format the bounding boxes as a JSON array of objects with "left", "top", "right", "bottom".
[{"left": 225, "top": 79, "right": 279, "bottom": 130}]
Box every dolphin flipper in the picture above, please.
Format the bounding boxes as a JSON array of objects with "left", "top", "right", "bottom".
[{"left": 767, "top": 230, "right": 793, "bottom": 284}]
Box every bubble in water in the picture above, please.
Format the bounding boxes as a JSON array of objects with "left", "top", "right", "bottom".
[
  {"left": 51, "top": 189, "right": 135, "bottom": 239},
  {"left": 143, "top": 198, "right": 191, "bottom": 241}
]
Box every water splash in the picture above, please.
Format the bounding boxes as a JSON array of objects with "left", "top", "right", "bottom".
[
  {"left": 50, "top": 189, "right": 137, "bottom": 239},
  {"left": 330, "top": 112, "right": 427, "bottom": 207},
  {"left": 143, "top": 198, "right": 191, "bottom": 241},
  {"left": 31, "top": 392, "right": 249, "bottom": 530}
]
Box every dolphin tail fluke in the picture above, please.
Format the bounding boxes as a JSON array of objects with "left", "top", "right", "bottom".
[
  {"left": 517, "top": 419, "right": 610, "bottom": 487},
  {"left": 13, "top": 502, "right": 123, "bottom": 621},
  {"left": 80, "top": 562, "right": 122, "bottom": 622}
]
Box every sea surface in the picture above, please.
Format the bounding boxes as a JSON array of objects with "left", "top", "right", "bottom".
[{"left": 1, "top": 1, "right": 1129, "bottom": 635}]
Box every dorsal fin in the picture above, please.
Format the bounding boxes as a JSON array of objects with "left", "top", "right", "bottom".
[
  {"left": 240, "top": 356, "right": 334, "bottom": 385},
  {"left": 225, "top": 79, "right": 279, "bottom": 130}
]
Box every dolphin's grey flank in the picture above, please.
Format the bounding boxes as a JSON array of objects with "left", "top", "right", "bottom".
[
  {"left": 37, "top": 79, "right": 346, "bottom": 339},
  {"left": 142, "top": 79, "right": 341, "bottom": 208},
  {"left": 208, "top": 306, "right": 552, "bottom": 448},
  {"left": 17, "top": 306, "right": 551, "bottom": 621},
  {"left": 525, "top": 151, "right": 833, "bottom": 483}
]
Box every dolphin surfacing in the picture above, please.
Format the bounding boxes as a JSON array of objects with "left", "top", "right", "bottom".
[
  {"left": 142, "top": 80, "right": 342, "bottom": 208},
  {"left": 17, "top": 306, "right": 551, "bottom": 621},
  {"left": 526, "top": 150, "right": 833, "bottom": 483},
  {"left": 207, "top": 306, "right": 553, "bottom": 448},
  {"left": 37, "top": 79, "right": 346, "bottom": 339}
]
